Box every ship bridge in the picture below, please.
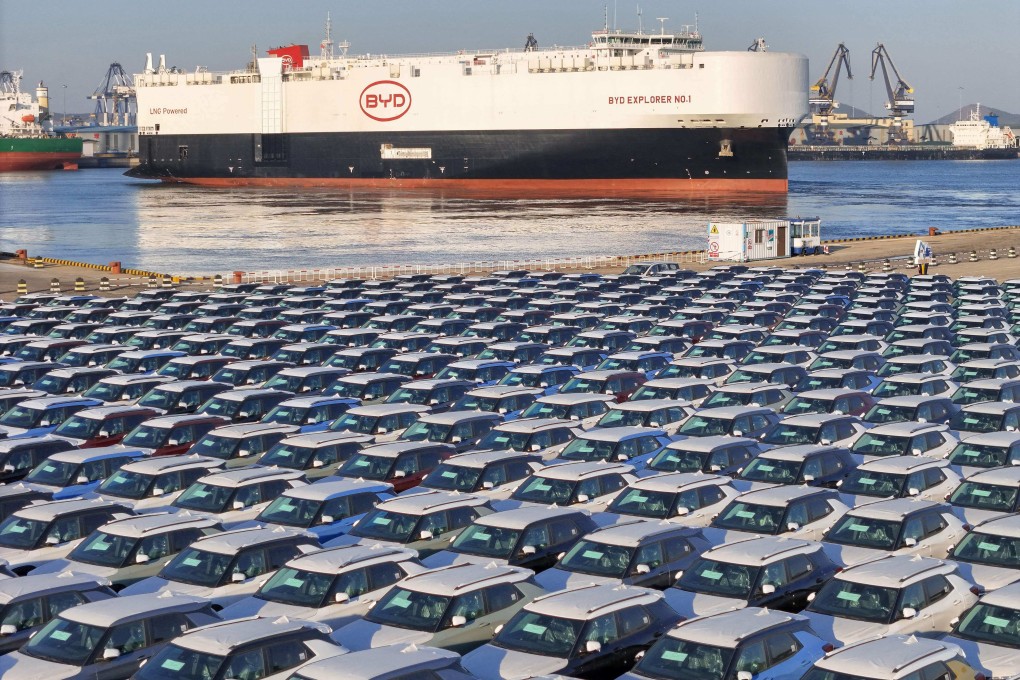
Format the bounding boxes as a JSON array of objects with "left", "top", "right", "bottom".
[{"left": 590, "top": 26, "right": 704, "bottom": 56}]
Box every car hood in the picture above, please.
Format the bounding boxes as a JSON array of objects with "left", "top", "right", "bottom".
[
  {"left": 219, "top": 597, "right": 317, "bottom": 622},
  {"left": 534, "top": 568, "right": 618, "bottom": 592},
  {"left": 951, "top": 560, "right": 1020, "bottom": 592},
  {"left": 422, "top": 550, "right": 509, "bottom": 570},
  {"left": 462, "top": 644, "right": 568, "bottom": 680},
  {"left": 953, "top": 506, "right": 1007, "bottom": 526},
  {"left": 801, "top": 611, "right": 884, "bottom": 646},
  {"left": 819, "top": 542, "right": 897, "bottom": 568},
  {"left": 30, "top": 558, "right": 117, "bottom": 578},
  {"left": 0, "top": 650, "right": 81, "bottom": 680},
  {"left": 120, "top": 576, "right": 209, "bottom": 598},
  {"left": 662, "top": 590, "right": 746, "bottom": 619},
  {"left": 940, "top": 635, "right": 1018, "bottom": 678},
  {"left": 331, "top": 619, "right": 433, "bottom": 651}
]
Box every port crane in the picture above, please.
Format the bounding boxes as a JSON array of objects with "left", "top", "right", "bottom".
[
  {"left": 870, "top": 43, "right": 914, "bottom": 143},
  {"left": 808, "top": 43, "right": 852, "bottom": 143},
  {"left": 89, "top": 63, "right": 136, "bottom": 126}
]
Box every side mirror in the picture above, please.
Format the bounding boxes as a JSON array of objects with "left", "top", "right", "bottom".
[
  {"left": 819, "top": 439, "right": 832, "bottom": 446},
  {"left": 908, "top": 487, "right": 920, "bottom": 497},
  {"left": 904, "top": 537, "right": 918, "bottom": 547},
  {"left": 232, "top": 500, "right": 246, "bottom": 511},
  {"left": 451, "top": 436, "right": 462, "bottom": 444},
  {"left": 761, "top": 584, "right": 776, "bottom": 595},
  {"left": 738, "top": 673, "right": 753, "bottom": 680},
  {"left": 231, "top": 571, "right": 247, "bottom": 583},
  {"left": 585, "top": 640, "right": 602, "bottom": 654},
  {"left": 902, "top": 607, "right": 917, "bottom": 619},
  {"left": 334, "top": 592, "right": 350, "bottom": 604},
  {"left": 375, "top": 427, "right": 387, "bottom": 435},
  {"left": 151, "top": 487, "right": 165, "bottom": 497},
  {"left": 2, "top": 464, "right": 13, "bottom": 473},
  {"left": 674, "top": 507, "right": 690, "bottom": 517},
  {"left": 419, "top": 530, "right": 434, "bottom": 540},
  {"left": 732, "top": 430, "right": 744, "bottom": 437},
  {"left": 577, "top": 494, "right": 590, "bottom": 503},
  {"left": 429, "top": 398, "right": 440, "bottom": 406},
  {"left": 911, "top": 448, "right": 923, "bottom": 456},
  {"left": 135, "top": 553, "right": 151, "bottom": 564},
  {"left": 807, "top": 592, "right": 816, "bottom": 602},
  {"left": 450, "top": 615, "right": 467, "bottom": 628},
  {"left": 312, "top": 459, "right": 326, "bottom": 469},
  {"left": 521, "top": 545, "right": 537, "bottom": 555},
  {"left": 802, "top": 474, "right": 816, "bottom": 482},
  {"left": 76, "top": 475, "right": 90, "bottom": 485},
  {"left": 709, "top": 464, "right": 722, "bottom": 472},
  {"left": 674, "top": 570, "right": 684, "bottom": 581},
  {"left": 103, "top": 648, "right": 122, "bottom": 661},
  {"left": 529, "top": 444, "right": 541, "bottom": 452},
  {"left": 635, "top": 564, "right": 651, "bottom": 575},
  {"left": 482, "top": 481, "right": 495, "bottom": 490},
  {"left": 0, "top": 624, "right": 17, "bottom": 636},
  {"left": 237, "top": 449, "right": 252, "bottom": 458},
  {"left": 787, "top": 522, "right": 801, "bottom": 531},
  {"left": 393, "top": 470, "right": 407, "bottom": 479},
  {"left": 320, "top": 515, "right": 335, "bottom": 525},
  {"left": 617, "top": 454, "right": 630, "bottom": 462},
  {"left": 45, "top": 535, "right": 61, "bottom": 546},
  {"left": 605, "top": 388, "right": 615, "bottom": 395}
]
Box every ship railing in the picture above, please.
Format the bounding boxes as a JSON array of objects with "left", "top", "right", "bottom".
[{"left": 235, "top": 251, "right": 707, "bottom": 283}]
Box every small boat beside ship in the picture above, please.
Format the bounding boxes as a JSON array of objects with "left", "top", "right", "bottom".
[{"left": 0, "top": 70, "right": 82, "bottom": 172}]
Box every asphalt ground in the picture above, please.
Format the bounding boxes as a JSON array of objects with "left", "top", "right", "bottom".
[{"left": 3, "top": 227, "right": 1020, "bottom": 298}]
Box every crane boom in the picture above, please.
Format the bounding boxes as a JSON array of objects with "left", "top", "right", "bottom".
[
  {"left": 809, "top": 43, "right": 852, "bottom": 116},
  {"left": 869, "top": 44, "right": 914, "bottom": 114}
]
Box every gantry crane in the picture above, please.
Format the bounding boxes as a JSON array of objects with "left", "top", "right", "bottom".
[
  {"left": 89, "top": 63, "right": 136, "bottom": 127},
  {"left": 808, "top": 43, "right": 852, "bottom": 143},
  {"left": 870, "top": 44, "right": 914, "bottom": 143}
]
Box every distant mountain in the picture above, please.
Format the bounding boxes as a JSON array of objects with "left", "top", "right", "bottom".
[{"left": 927, "top": 104, "right": 1020, "bottom": 127}]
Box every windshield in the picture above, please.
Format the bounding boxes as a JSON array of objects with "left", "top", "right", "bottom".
[
  {"left": 608, "top": 488, "right": 679, "bottom": 519},
  {"left": 495, "top": 610, "right": 583, "bottom": 658},
  {"left": 740, "top": 457, "right": 801, "bottom": 484},
  {"left": 452, "top": 394, "right": 502, "bottom": 413},
  {"left": 702, "top": 391, "right": 754, "bottom": 408},
  {"left": 949, "top": 410, "right": 1004, "bottom": 433},
  {"left": 952, "top": 387, "right": 1000, "bottom": 405},
  {"left": 520, "top": 401, "right": 570, "bottom": 420},
  {"left": 825, "top": 515, "right": 902, "bottom": 550},
  {"left": 263, "top": 374, "right": 304, "bottom": 392},
  {"left": 954, "top": 602, "right": 1020, "bottom": 649},
  {"left": 82, "top": 382, "right": 128, "bottom": 402},
  {"left": 865, "top": 405, "right": 917, "bottom": 424},
  {"left": 0, "top": 405, "right": 45, "bottom": 429},
  {"left": 450, "top": 524, "right": 521, "bottom": 559},
  {"left": 188, "top": 434, "right": 245, "bottom": 460},
  {"left": 851, "top": 433, "right": 909, "bottom": 457},
  {"left": 872, "top": 380, "right": 923, "bottom": 398},
  {"left": 423, "top": 463, "right": 481, "bottom": 492},
  {"left": 952, "top": 531, "right": 1020, "bottom": 567},
  {"left": 762, "top": 425, "right": 819, "bottom": 446},
  {"left": 808, "top": 579, "right": 898, "bottom": 623},
  {"left": 499, "top": 372, "right": 541, "bottom": 388},
  {"left": 511, "top": 476, "right": 576, "bottom": 505},
  {"left": 713, "top": 502, "right": 785, "bottom": 535},
  {"left": 263, "top": 405, "right": 311, "bottom": 426},
  {"left": 258, "top": 443, "right": 316, "bottom": 470},
  {"left": 950, "top": 482, "right": 1017, "bottom": 512},
  {"left": 25, "top": 458, "right": 78, "bottom": 486},
  {"left": 0, "top": 515, "right": 47, "bottom": 549},
  {"left": 137, "top": 389, "right": 178, "bottom": 411},
  {"left": 648, "top": 447, "right": 713, "bottom": 473},
  {"left": 198, "top": 397, "right": 241, "bottom": 419},
  {"left": 559, "top": 377, "right": 607, "bottom": 394},
  {"left": 476, "top": 429, "right": 534, "bottom": 452},
  {"left": 839, "top": 470, "right": 905, "bottom": 497},
  {"left": 22, "top": 616, "right": 105, "bottom": 666},
  {"left": 106, "top": 356, "right": 141, "bottom": 372},
  {"left": 386, "top": 388, "right": 430, "bottom": 405},
  {"left": 256, "top": 566, "right": 334, "bottom": 608},
  {"left": 400, "top": 421, "right": 452, "bottom": 443},
  {"left": 783, "top": 397, "right": 830, "bottom": 415},
  {"left": 595, "top": 409, "right": 650, "bottom": 428},
  {"left": 173, "top": 482, "right": 232, "bottom": 513},
  {"left": 632, "top": 636, "right": 735, "bottom": 680},
  {"left": 68, "top": 529, "right": 138, "bottom": 567},
  {"left": 351, "top": 509, "right": 418, "bottom": 542},
  {"left": 365, "top": 586, "right": 450, "bottom": 632},
  {"left": 559, "top": 539, "right": 634, "bottom": 578},
  {"left": 948, "top": 442, "right": 1013, "bottom": 468},
  {"left": 559, "top": 437, "right": 620, "bottom": 463},
  {"left": 159, "top": 546, "right": 232, "bottom": 586},
  {"left": 330, "top": 412, "right": 383, "bottom": 435},
  {"left": 678, "top": 558, "right": 760, "bottom": 599},
  {"left": 336, "top": 453, "right": 394, "bottom": 480},
  {"left": 97, "top": 469, "right": 154, "bottom": 499},
  {"left": 121, "top": 424, "right": 171, "bottom": 449},
  {"left": 134, "top": 645, "right": 226, "bottom": 680},
  {"left": 677, "top": 416, "right": 731, "bottom": 437},
  {"left": 256, "top": 496, "right": 322, "bottom": 527}
]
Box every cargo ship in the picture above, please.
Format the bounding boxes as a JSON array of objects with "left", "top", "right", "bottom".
[
  {"left": 0, "top": 71, "right": 83, "bottom": 172},
  {"left": 127, "top": 18, "right": 809, "bottom": 193}
]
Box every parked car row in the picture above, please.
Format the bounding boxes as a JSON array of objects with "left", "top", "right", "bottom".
[{"left": 0, "top": 268, "right": 1019, "bottom": 679}]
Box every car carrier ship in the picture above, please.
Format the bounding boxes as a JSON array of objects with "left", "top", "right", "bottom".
[{"left": 127, "top": 18, "right": 809, "bottom": 193}]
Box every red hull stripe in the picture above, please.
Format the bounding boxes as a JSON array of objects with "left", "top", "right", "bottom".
[
  {"left": 156, "top": 176, "right": 788, "bottom": 196},
  {"left": 0, "top": 152, "right": 82, "bottom": 172}
]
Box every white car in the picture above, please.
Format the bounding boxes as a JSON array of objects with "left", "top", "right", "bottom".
[
  {"left": 940, "top": 581, "right": 1020, "bottom": 680},
  {"left": 947, "top": 466, "right": 1020, "bottom": 525},
  {"left": 850, "top": 421, "right": 958, "bottom": 460},
  {"left": 837, "top": 455, "right": 961, "bottom": 505},
  {"left": 947, "top": 513, "right": 1020, "bottom": 591},
  {"left": 604, "top": 472, "right": 738, "bottom": 525},
  {"left": 710, "top": 486, "right": 849, "bottom": 542}
]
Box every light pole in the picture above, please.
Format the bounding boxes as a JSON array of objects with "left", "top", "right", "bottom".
[
  {"left": 957, "top": 86, "right": 964, "bottom": 119},
  {"left": 62, "top": 84, "right": 67, "bottom": 126}
]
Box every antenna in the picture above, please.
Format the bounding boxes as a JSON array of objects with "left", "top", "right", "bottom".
[
  {"left": 695, "top": 12, "right": 699, "bottom": 34},
  {"left": 656, "top": 17, "right": 668, "bottom": 35},
  {"left": 637, "top": 5, "right": 643, "bottom": 34},
  {"left": 604, "top": 4, "right": 608, "bottom": 32},
  {"left": 320, "top": 11, "right": 334, "bottom": 60},
  {"left": 614, "top": 0, "right": 617, "bottom": 31}
]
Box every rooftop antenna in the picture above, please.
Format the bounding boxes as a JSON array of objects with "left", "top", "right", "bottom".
[
  {"left": 695, "top": 12, "right": 699, "bottom": 34},
  {"left": 603, "top": 4, "right": 608, "bottom": 32},
  {"left": 320, "top": 11, "right": 334, "bottom": 60},
  {"left": 614, "top": 0, "right": 617, "bottom": 31},
  {"left": 656, "top": 17, "right": 668, "bottom": 35},
  {"left": 637, "top": 5, "right": 643, "bottom": 34}
]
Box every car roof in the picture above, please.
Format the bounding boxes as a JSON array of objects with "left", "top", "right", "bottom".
[
  {"left": 846, "top": 497, "right": 940, "bottom": 520},
  {"left": 858, "top": 455, "right": 945, "bottom": 473},
  {"left": 813, "top": 634, "right": 967, "bottom": 678},
  {"left": 669, "top": 607, "right": 805, "bottom": 647},
  {"left": 281, "top": 478, "right": 392, "bottom": 501},
  {"left": 667, "top": 435, "right": 757, "bottom": 452},
  {"left": 400, "top": 562, "right": 532, "bottom": 596},
  {"left": 864, "top": 421, "right": 943, "bottom": 436},
  {"left": 61, "top": 592, "right": 208, "bottom": 628},
  {"left": 702, "top": 535, "right": 821, "bottom": 565},
  {"left": 196, "top": 466, "right": 304, "bottom": 487},
  {"left": 416, "top": 410, "right": 503, "bottom": 425},
  {"left": 16, "top": 497, "right": 127, "bottom": 521},
  {"left": 443, "top": 449, "right": 540, "bottom": 468},
  {"left": 47, "top": 445, "right": 145, "bottom": 463},
  {"left": 576, "top": 426, "right": 665, "bottom": 442},
  {"left": 609, "top": 399, "right": 692, "bottom": 412},
  {"left": 957, "top": 431, "right": 1020, "bottom": 447},
  {"left": 168, "top": 616, "right": 330, "bottom": 655},
  {"left": 292, "top": 645, "right": 461, "bottom": 680},
  {"left": 837, "top": 555, "right": 955, "bottom": 587},
  {"left": 734, "top": 485, "right": 832, "bottom": 506},
  {"left": 535, "top": 393, "right": 615, "bottom": 405},
  {"left": 464, "top": 386, "right": 543, "bottom": 399},
  {"left": 961, "top": 400, "right": 1019, "bottom": 415},
  {"left": 203, "top": 422, "right": 299, "bottom": 438},
  {"left": 97, "top": 511, "right": 219, "bottom": 538},
  {"left": 778, "top": 413, "right": 853, "bottom": 426},
  {"left": 628, "top": 472, "right": 730, "bottom": 493},
  {"left": 493, "top": 417, "right": 575, "bottom": 433},
  {"left": 339, "top": 372, "right": 408, "bottom": 385},
  {"left": 964, "top": 466, "right": 1020, "bottom": 485},
  {"left": 117, "top": 453, "right": 223, "bottom": 476},
  {"left": 357, "top": 441, "right": 455, "bottom": 458},
  {"left": 533, "top": 460, "right": 634, "bottom": 479},
  {"left": 477, "top": 505, "right": 588, "bottom": 530},
  {"left": 526, "top": 583, "right": 662, "bottom": 619},
  {"left": 153, "top": 380, "right": 231, "bottom": 393},
  {"left": 693, "top": 406, "right": 774, "bottom": 419},
  {"left": 191, "top": 525, "right": 312, "bottom": 555},
  {"left": 277, "top": 430, "right": 375, "bottom": 448},
  {"left": 760, "top": 444, "right": 846, "bottom": 461},
  {"left": 583, "top": 518, "right": 700, "bottom": 547},
  {"left": 794, "top": 388, "right": 860, "bottom": 399},
  {"left": 0, "top": 570, "right": 112, "bottom": 604},
  {"left": 347, "top": 403, "right": 430, "bottom": 416},
  {"left": 371, "top": 490, "right": 487, "bottom": 515}
]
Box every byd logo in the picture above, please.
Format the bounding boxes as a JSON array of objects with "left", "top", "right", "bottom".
[{"left": 359, "top": 80, "right": 412, "bottom": 122}]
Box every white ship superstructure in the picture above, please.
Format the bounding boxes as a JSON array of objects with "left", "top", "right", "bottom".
[{"left": 950, "top": 105, "right": 1017, "bottom": 150}]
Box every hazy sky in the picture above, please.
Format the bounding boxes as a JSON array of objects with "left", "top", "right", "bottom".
[{"left": 2, "top": 0, "right": 1017, "bottom": 123}]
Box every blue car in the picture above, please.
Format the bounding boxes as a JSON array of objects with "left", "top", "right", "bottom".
[
  {"left": 261, "top": 395, "right": 360, "bottom": 433},
  {"left": 254, "top": 478, "right": 394, "bottom": 542},
  {"left": 20, "top": 445, "right": 146, "bottom": 499},
  {"left": 0, "top": 396, "right": 105, "bottom": 438}
]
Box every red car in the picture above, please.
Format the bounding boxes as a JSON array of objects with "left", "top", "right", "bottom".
[
  {"left": 49, "top": 404, "right": 162, "bottom": 448},
  {"left": 119, "top": 413, "right": 229, "bottom": 456},
  {"left": 333, "top": 441, "right": 455, "bottom": 492}
]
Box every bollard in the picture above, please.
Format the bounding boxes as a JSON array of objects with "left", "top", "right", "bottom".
[
  {"left": 844, "top": 263, "right": 852, "bottom": 271},
  {"left": 16, "top": 279, "right": 27, "bottom": 295},
  {"left": 948, "top": 252, "right": 958, "bottom": 265},
  {"left": 969, "top": 250, "right": 978, "bottom": 262},
  {"left": 990, "top": 249, "right": 999, "bottom": 261},
  {"left": 99, "top": 277, "right": 111, "bottom": 292},
  {"left": 213, "top": 274, "right": 223, "bottom": 287},
  {"left": 50, "top": 277, "right": 60, "bottom": 293},
  {"left": 857, "top": 262, "right": 866, "bottom": 273},
  {"left": 233, "top": 271, "right": 244, "bottom": 284},
  {"left": 147, "top": 275, "right": 158, "bottom": 288},
  {"left": 109, "top": 261, "right": 122, "bottom": 275},
  {"left": 15, "top": 249, "right": 27, "bottom": 262},
  {"left": 882, "top": 259, "right": 891, "bottom": 272},
  {"left": 162, "top": 275, "right": 173, "bottom": 289},
  {"left": 33, "top": 257, "right": 44, "bottom": 269},
  {"left": 74, "top": 277, "right": 85, "bottom": 292}
]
